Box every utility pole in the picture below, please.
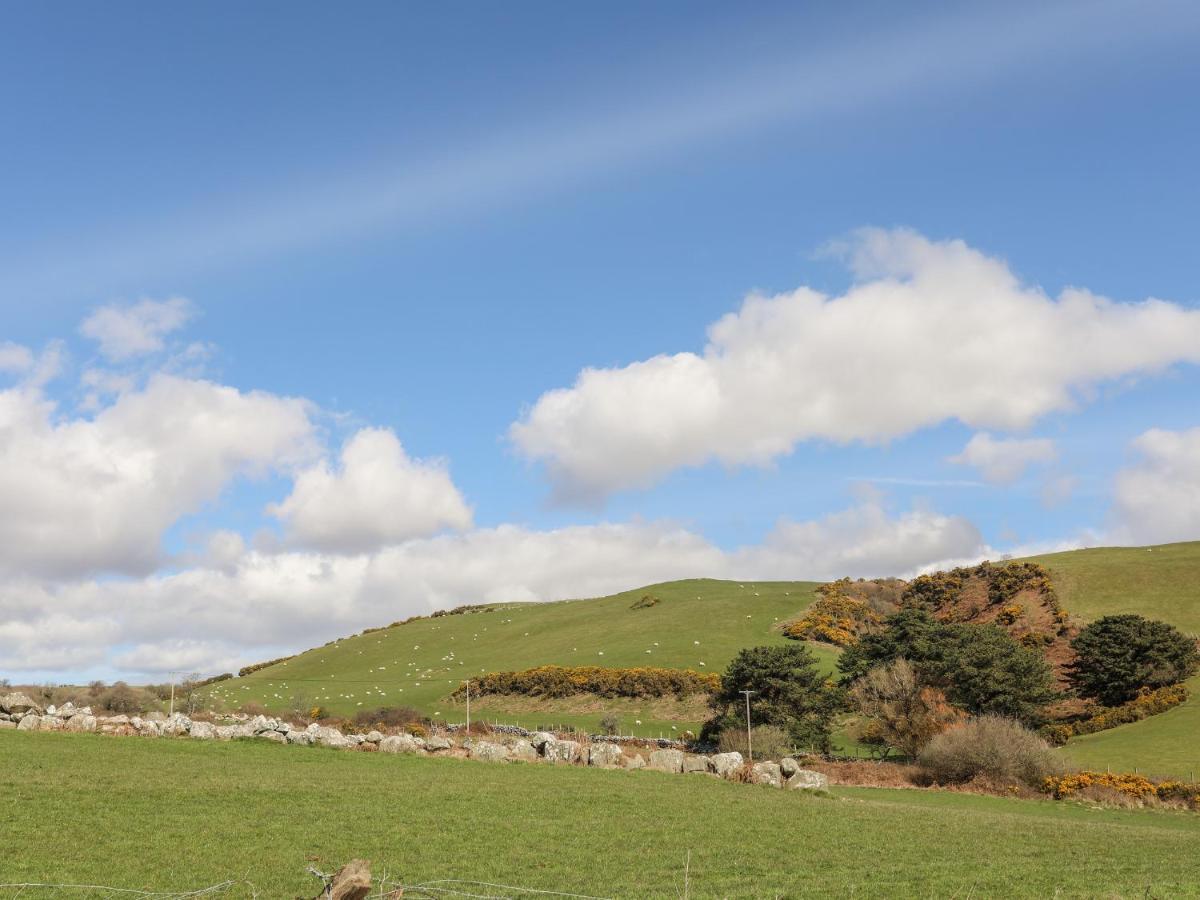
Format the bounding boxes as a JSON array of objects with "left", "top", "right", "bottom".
[
  {"left": 739, "top": 689, "right": 755, "bottom": 763},
  {"left": 463, "top": 679, "right": 471, "bottom": 733}
]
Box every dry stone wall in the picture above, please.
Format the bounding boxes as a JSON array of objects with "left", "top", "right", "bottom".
[{"left": 0, "top": 691, "right": 828, "bottom": 792}]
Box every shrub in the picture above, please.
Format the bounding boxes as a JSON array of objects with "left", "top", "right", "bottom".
[
  {"left": 1067, "top": 614, "right": 1199, "bottom": 706},
  {"left": 352, "top": 706, "right": 427, "bottom": 729},
  {"left": 1040, "top": 683, "right": 1189, "bottom": 744},
  {"left": 99, "top": 682, "right": 146, "bottom": 715},
  {"left": 917, "top": 716, "right": 1065, "bottom": 787},
  {"left": 629, "top": 594, "right": 660, "bottom": 610},
  {"left": 451, "top": 666, "right": 718, "bottom": 700},
  {"left": 1043, "top": 772, "right": 1200, "bottom": 809},
  {"left": 703, "top": 644, "right": 844, "bottom": 752},
  {"left": 599, "top": 713, "right": 621, "bottom": 735},
  {"left": 716, "top": 724, "right": 793, "bottom": 761},
  {"left": 849, "top": 658, "right": 964, "bottom": 757},
  {"left": 782, "top": 589, "right": 880, "bottom": 647},
  {"left": 238, "top": 702, "right": 269, "bottom": 717}
]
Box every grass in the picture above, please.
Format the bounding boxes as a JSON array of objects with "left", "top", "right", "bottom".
[
  {"left": 1022, "top": 540, "right": 1200, "bottom": 633},
  {"left": 1020, "top": 541, "right": 1200, "bottom": 778},
  {"left": 210, "top": 578, "right": 832, "bottom": 734},
  {"left": 5, "top": 730, "right": 1200, "bottom": 899}
]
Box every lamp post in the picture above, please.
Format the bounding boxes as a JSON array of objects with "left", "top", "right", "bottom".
[{"left": 739, "top": 689, "right": 755, "bottom": 763}]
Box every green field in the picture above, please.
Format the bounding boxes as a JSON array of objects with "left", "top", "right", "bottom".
[
  {"left": 210, "top": 578, "right": 832, "bottom": 734},
  {"left": 4, "top": 730, "right": 1200, "bottom": 899}
]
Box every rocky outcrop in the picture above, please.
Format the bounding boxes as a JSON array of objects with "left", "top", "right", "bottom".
[
  {"left": 0, "top": 693, "right": 42, "bottom": 716},
  {"left": 543, "top": 738, "right": 583, "bottom": 764},
  {"left": 588, "top": 742, "right": 623, "bottom": 768}
]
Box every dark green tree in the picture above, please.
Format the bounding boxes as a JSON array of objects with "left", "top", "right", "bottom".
[
  {"left": 1068, "top": 614, "right": 1199, "bottom": 706},
  {"left": 703, "top": 644, "right": 844, "bottom": 752},
  {"left": 839, "top": 610, "right": 1058, "bottom": 725}
]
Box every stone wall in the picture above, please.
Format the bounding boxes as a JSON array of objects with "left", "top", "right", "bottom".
[{"left": 0, "top": 691, "right": 827, "bottom": 792}]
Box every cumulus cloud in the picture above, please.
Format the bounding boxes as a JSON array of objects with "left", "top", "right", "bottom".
[
  {"left": 0, "top": 374, "right": 316, "bottom": 578},
  {"left": 269, "top": 427, "right": 474, "bottom": 552},
  {"left": 949, "top": 432, "right": 1057, "bottom": 484},
  {"left": 1, "top": 494, "right": 986, "bottom": 677},
  {"left": 1112, "top": 427, "right": 1200, "bottom": 544},
  {"left": 79, "top": 297, "right": 194, "bottom": 361},
  {"left": 511, "top": 229, "right": 1200, "bottom": 500}
]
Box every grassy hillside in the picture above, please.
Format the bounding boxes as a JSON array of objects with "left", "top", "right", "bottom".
[
  {"left": 6, "top": 731, "right": 1200, "bottom": 898},
  {"left": 1021, "top": 541, "right": 1200, "bottom": 777},
  {"left": 1022, "top": 541, "right": 1200, "bottom": 633},
  {"left": 210, "top": 578, "right": 833, "bottom": 734}
]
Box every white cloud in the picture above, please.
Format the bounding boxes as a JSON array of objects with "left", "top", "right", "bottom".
[
  {"left": 269, "top": 428, "right": 474, "bottom": 552},
  {"left": 0, "top": 374, "right": 316, "bottom": 578},
  {"left": 949, "top": 432, "right": 1057, "bottom": 484},
  {"left": 1112, "top": 427, "right": 1200, "bottom": 544},
  {"left": 1041, "top": 474, "right": 1079, "bottom": 509},
  {"left": 512, "top": 229, "right": 1200, "bottom": 500},
  {"left": 79, "top": 297, "right": 194, "bottom": 361},
  {"left": 0, "top": 494, "right": 985, "bottom": 677},
  {"left": 0, "top": 342, "right": 34, "bottom": 374}
]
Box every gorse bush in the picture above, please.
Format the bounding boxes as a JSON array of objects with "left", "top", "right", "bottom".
[
  {"left": 1040, "top": 683, "right": 1189, "bottom": 745},
  {"left": 917, "top": 716, "right": 1065, "bottom": 787},
  {"left": 452, "top": 665, "right": 719, "bottom": 700},
  {"left": 1043, "top": 772, "right": 1200, "bottom": 809},
  {"left": 716, "top": 724, "right": 793, "bottom": 761}
]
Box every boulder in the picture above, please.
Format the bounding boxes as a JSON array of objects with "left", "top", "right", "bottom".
[
  {"left": 17, "top": 714, "right": 40, "bottom": 731},
  {"left": 710, "top": 752, "right": 744, "bottom": 778},
  {"left": 258, "top": 730, "right": 286, "bottom": 744},
  {"left": 189, "top": 721, "right": 216, "bottom": 740},
  {"left": 378, "top": 734, "right": 424, "bottom": 754},
  {"left": 162, "top": 714, "right": 192, "bottom": 737},
  {"left": 0, "top": 693, "right": 41, "bottom": 716},
  {"left": 100, "top": 715, "right": 130, "bottom": 726},
  {"left": 780, "top": 757, "right": 799, "bottom": 778},
  {"left": 528, "top": 731, "right": 557, "bottom": 751},
  {"left": 286, "top": 730, "right": 314, "bottom": 746},
  {"left": 314, "top": 726, "right": 355, "bottom": 750},
  {"left": 425, "top": 735, "right": 453, "bottom": 752},
  {"left": 543, "top": 738, "right": 583, "bottom": 764},
  {"left": 365, "top": 731, "right": 384, "bottom": 743},
  {"left": 589, "top": 742, "right": 624, "bottom": 768},
  {"left": 683, "top": 754, "right": 712, "bottom": 774},
  {"left": 468, "top": 740, "right": 510, "bottom": 762},
  {"left": 751, "top": 762, "right": 783, "bottom": 788},
  {"left": 785, "top": 769, "right": 829, "bottom": 791},
  {"left": 648, "top": 748, "right": 685, "bottom": 773},
  {"left": 509, "top": 739, "right": 539, "bottom": 762},
  {"left": 623, "top": 753, "right": 646, "bottom": 770},
  {"left": 38, "top": 716, "right": 65, "bottom": 732},
  {"left": 66, "top": 714, "right": 97, "bottom": 733},
  {"left": 215, "top": 725, "right": 239, "bottom": 741},
  {"left": 137, "top": 720, "right": 163, "bottom": 737}
]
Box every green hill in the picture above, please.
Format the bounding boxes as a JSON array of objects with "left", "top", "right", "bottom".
[
  {"left": 208, "top": 541, "right": 1200, "bottom": 768},
  {"left": 207, "top": 578, "right": 833, "bottom": 735}
]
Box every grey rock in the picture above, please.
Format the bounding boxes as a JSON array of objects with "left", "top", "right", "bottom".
[
  {"left": 0, "top": 692, "right": 41, "bottom": 716},
  {"left": 286, "top": 730, "right": 314, "bottom": 746},
  {"left": 365, "top": 730, "right": 384, "bottom": 743},
  {"left": 780, "top": 757, "right": 800, "bottom": 778},
  {"left": 17, "top": 714, "right": 40, "bottom": 731},
  {"left": 528, "top": 731, "right": 556, "bottom": 750},
  {"left": 543, "top": 739, "right": 583, "bottom": 764},
  {"left": 313, "top": 726, "right": 355, "bottom": 749},
  {"left": 66, "top": 714, "right": 97, "bottom": 733},
  {"left": 785, "top": 769, "right": 829, "bottom": 790},
  {"left": 751, "top": 762, "right": 783, "bottom": 788},
  {"left": 683, "top": 754, "right": 712, "bottom": 774},
  {"left": 425, "top": 735, "right": 453, "bottom": 752},
  {"left": 711, "top": 751, "right": 744, "bottom": 778},
  {"left": 189, "top": 721, "right": 216, "bottom": 740},
  {"left": 215, "top": 725, "right": 239, "bottom": 741},
  {"left": 589, "top": 742, "right": 624, "bottom": 768},
  {"left": 468, "top": 740, "right": 510, "bottom": 762},
  {"left": 378, "top": 733, "right": 424, "bottom": 754},
  {"left": 623, "top": 753, "right": 647, "bottom": 770},
  {"left": 258, "top": 730, "right": 286, "bottom": 744},
  {"left": 509, "top": 739, "right": 539, "bottom": 762},
  {"left": 648, "top": 748, "right": 685, "bottom": 773}
]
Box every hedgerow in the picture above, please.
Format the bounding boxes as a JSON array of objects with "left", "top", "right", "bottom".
[
  {"left": 1040, "top": 684, "right": 1189, "bottom": 745},
  {"left": 237, "top": 655, "right": 297, "bottom": 677},
  {"left": 451, "top": 665, "right": 719, "bottom": 700}
]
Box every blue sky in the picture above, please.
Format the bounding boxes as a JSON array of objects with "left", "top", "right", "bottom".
[{"left": 2, "top": 1, "right": 1199, "bottom": 680}]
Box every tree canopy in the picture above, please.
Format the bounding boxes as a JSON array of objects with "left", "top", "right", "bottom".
[{"left": 1068, "top": 614, "right": 1199, "bottom": 706}]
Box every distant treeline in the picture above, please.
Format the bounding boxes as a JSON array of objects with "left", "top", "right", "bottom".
[{"left": 451, "top": 665, "right": 720, "bottom": 700}]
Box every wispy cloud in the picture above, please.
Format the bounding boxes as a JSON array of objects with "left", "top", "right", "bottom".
[
  {"left": 4, "top": 0, "right": 1197, "bottom": 300},
  {"left": 849, "top": 477, "right": 987, "bottom": 489}
]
